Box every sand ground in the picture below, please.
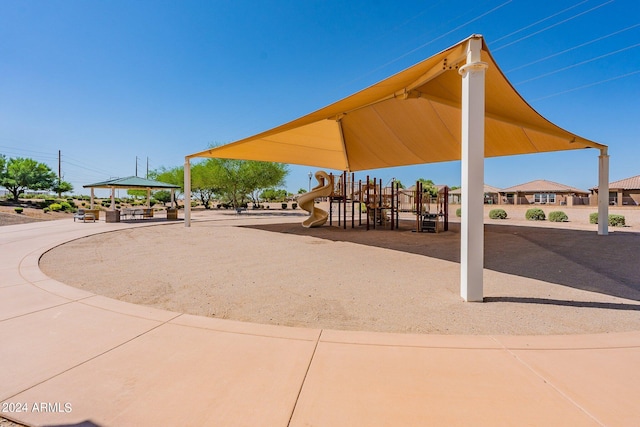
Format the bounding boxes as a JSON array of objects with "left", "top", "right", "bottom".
[{"left": 39, "top": 205, "right": 640, "bottom": 335}]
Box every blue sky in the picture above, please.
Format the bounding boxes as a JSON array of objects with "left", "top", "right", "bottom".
[{"left": 1, "top": 0, "right": 639, "bottom": 196}]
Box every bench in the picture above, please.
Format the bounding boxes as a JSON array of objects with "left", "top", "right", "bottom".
[{"left": 74, "top": 210, "right": 96, "bottom": 223}]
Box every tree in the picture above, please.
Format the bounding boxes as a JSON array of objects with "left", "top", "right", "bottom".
[
  {"left": 417, "top": 178, "right": 438, "bottom": 198},
  {"left": 153, "top": 190, "right": 172, "bottom": 205},
  {"left": 191, "top": 161, "right": 221, "bottom": 209},
  {"left": 149, "top": 159, "right": 288, "bottom": 208},
  {"left": 260, "top": 188, "right": 287, "bottom": 202},
  {"left": 52, "top": 180, "right": 74, "bottom": 197},
  {"left": 149, "top": 166, "right": 184, "bottom": 206},
  {"left": 127, "top": 189, "right": 147, "bottom": 198},
  {"left": 0, "top": 157, "right": 57, "bottom": 201},
  {"left": 205, "top": 159, "right": 288, "bottom": 208}
]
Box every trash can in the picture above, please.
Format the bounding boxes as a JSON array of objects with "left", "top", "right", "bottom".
[
  {"left": 166, "top": 208, "right": 178, "bottom": 220},
  {"left": 105, "top": 210, "right": 120, "bottom": 223}
]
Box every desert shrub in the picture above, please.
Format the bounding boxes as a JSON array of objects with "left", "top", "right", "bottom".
[
  {"left": 548, "top": 211, "right": 568, "bottom": 222},
  {"left": 14, "top": 207, "right": 23, "bottom": 214},
  {"left": 455, "top": 208, "right": 462, "bottom": 217},
  {"left": 81, "top": 202, "right": 86, "bottom": 206},
  {"left": 609, "top": 214, "right": 626, "bottom": 227},
  {"left": 489, "top": 209, "right": 507, "bottom": 219},
  {"left": 59, "top": 201, "right": 73, "bottom": 211},
  {"left": 525, "top": 208, "right": 545, "bottom": 221},
  {"left": 589, "top": 213, "right": 626, "bottom": 227},
  {"left": 48, "top": 203, "right": 62, "bottom": 211},
  {"left": 43, "top": 207, "right": 50, "bottom": 213},
  {"left": 44, "top": 198, "right": 56, "bottom": 206}
]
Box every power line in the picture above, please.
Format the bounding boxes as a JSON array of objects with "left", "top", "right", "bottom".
[
  {"left": 493, "top": 0, "right": 614, "bottom": 52},
  {"left": 506, "top": 23, "right": 640, "bottom": 73},
  {"left": 515, "top": 42, "right": 640, "bottom": 85},
  {"left": 340, "top": 0, "right": 512, "bottom": 88},
  {"left": 491, "top": 0, "right": 589, "bottom": 44},
  {"left": 531, "top": 69, "right": 640, "bottom": 102}
]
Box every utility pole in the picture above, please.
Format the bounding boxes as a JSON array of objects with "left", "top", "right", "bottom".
[
  {"left": 57, "top": 150, "right": 62, "bottom": 198},
  {"left": 135, "top": 156, "right": 139, "bottom": 177},
  {"left": 146, "top": 157, "right": 149, "bottom": 179}
]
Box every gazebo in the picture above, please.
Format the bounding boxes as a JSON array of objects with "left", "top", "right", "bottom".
[
  {"left": 183, "top": 35, "right": 609, "bottom": 302},
  {"left": 83, "top": 176, "right": 180, "bottom": 211}
]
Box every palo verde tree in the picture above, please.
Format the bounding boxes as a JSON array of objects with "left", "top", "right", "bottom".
[
  {"left": 149, "top": 159, "right": 288, "bottom": 208},
  {"left": 191, "top": 161, "right": 221, "bottom": 208},
  {"left": 149, "top": 166, "right": 184, "bottom": 206},
  {"left": 0, "top": 156, "right": 58, "bottom": 201},
  {"left": 52, "top": 180, "right": 74, "bottom": 198},
  {"left": 209, "top": 159, "right": 288, "bottom": 208}
]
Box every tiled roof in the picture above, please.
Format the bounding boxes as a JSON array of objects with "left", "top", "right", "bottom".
[
  {"left": 449, "top": 184, "right": 501, "bottom": 195},
  {"left": 609, "top": 175, "right": 640, "bottom": 190},
  {"left": 501, "top": 179, "right": 589, "bottom": 194}
]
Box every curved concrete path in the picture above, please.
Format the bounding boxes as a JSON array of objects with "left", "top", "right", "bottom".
[{"left": 1, "top": 219, "right": 640, "bottom": 426}]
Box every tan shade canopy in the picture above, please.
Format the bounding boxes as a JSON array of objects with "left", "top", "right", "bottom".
[{"left": 187, "top": 35, "right": 604, "bottom": 171}]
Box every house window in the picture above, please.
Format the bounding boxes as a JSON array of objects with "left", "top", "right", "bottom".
[{"left": 534, "top": 193, "right": 556, "bottom": 204}]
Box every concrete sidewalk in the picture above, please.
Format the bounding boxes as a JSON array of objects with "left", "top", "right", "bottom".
[{"left": 1, "top": 218, "right": 639, "bottom": 426}]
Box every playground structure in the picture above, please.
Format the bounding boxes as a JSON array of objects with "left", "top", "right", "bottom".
[
  {"left": 298, "top": 171, "right": 449, "bottom": 232},
  {"left": 297, "top": 171, "right": 334, "bottom": 228}
]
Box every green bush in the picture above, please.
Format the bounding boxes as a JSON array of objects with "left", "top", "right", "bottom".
[
  {"left": 49, "top": 203, "right": 62, "bottom": 211},
  {"left": 60, "top": 201, "right": 73, "bottom": 211},
  {"left": 455, "top": 208, "right": 461, "bottom": 217},
  {"left": 43, "top": 207, "right": 50, "bottom": 213},
  {"left": 589, "top": 213, "right": 626, "bottom": 227},
  {"left": 548, "top": 211, "right": 568, "bottom": 222},
  {"left": 525, "top": 208, "right": 546, "bottom": 221},
  {"left": 609, "top": 214, "right": 626, "bottom": 227},
  {"left": 14, "top": 207, "right": 23, "bottom": 214},
  {"left": 489, "top": 209, "right": 507, "bottom": 219}
]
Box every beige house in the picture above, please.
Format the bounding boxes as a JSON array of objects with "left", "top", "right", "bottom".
[
  {"left": 500, "top": 179, "right": 590, "bottom": 206},
  {"left": 449, "top": 184, "right": 501, "bottom": 204},
  {"left": 591, "top": 174, "right": 640, "bottom": 206}
]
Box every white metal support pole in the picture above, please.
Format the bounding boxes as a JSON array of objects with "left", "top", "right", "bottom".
[
  {"left": 184, "top": 157, "right": 191, "bottom": 227},
  {"left": 598, "top": 147, "right": 609, "bottom": 235},
  {"left": 459, "top": 37, "right": 488, "bottom": 302}
]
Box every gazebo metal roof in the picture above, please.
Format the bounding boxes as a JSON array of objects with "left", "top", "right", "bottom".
[{"left": 84, "top": 176, "right": 180, "bottom": 190}]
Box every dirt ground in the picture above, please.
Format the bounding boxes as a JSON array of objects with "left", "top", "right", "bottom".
[
  {"left": 39, "top": 207, "right": 640, "bottom": 335},
  {"left": 0, "top": 205, "right": 70, "bottom": 225}
]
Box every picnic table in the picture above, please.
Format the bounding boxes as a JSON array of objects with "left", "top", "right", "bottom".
[{"left": 121, "top": 208, "right": 153, "bottom": 220}]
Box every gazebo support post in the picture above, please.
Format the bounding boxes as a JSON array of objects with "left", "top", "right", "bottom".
[
  {"left": 598, "top": 147, "right": 609, "bottom": 235},
  {"left": 110, "top": 187, "right": 115, "bottom": 210},
  {"left": 184, "top": 157, "right": 191, "bottom": 227},
  {"left": 90, "top": 188, "right": 95, "bottom": 209},
  {"left": 170, "top": 189, "right": 175, "bottom": 209},
  {"left": 146, "top": 188, "right": 151, "bottom": 208},
  {"left": 459, "top": 36, "right": 488, "bottom": 302}
]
